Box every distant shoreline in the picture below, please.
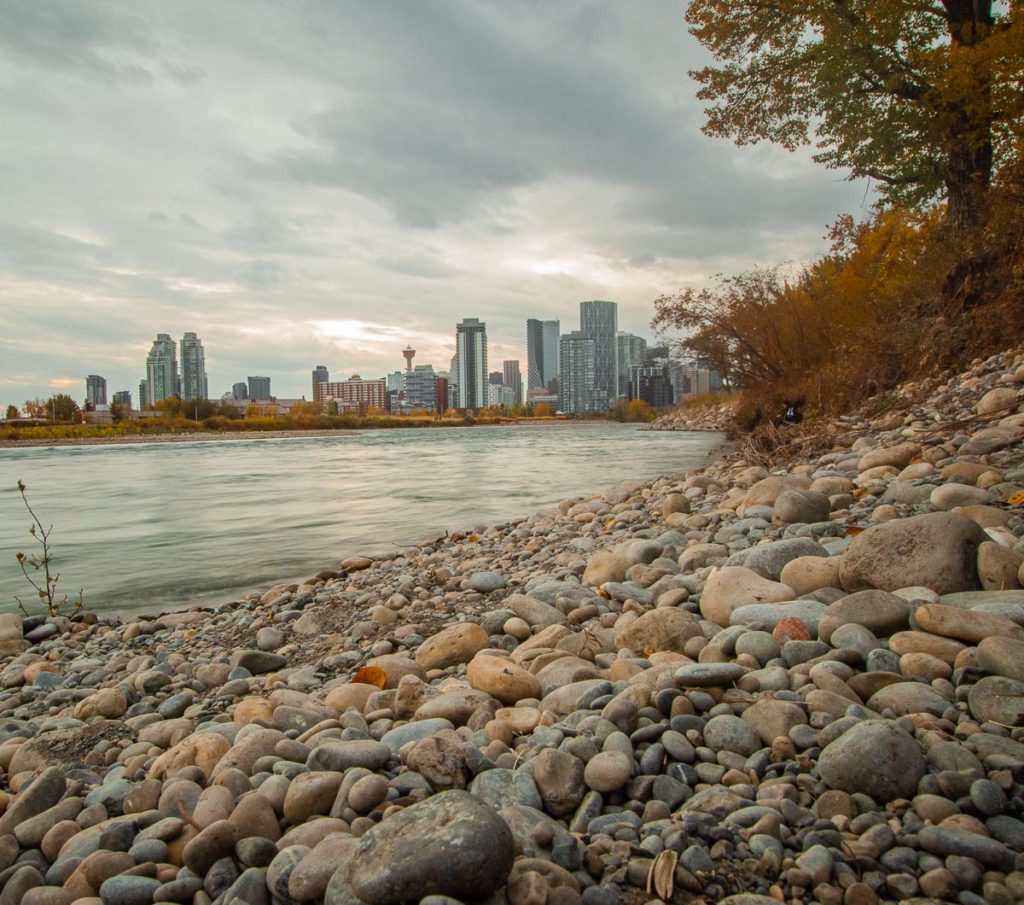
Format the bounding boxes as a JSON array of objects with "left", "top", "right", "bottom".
[{"left": 0, "top": 419, "right": 630, "bottom": 449}]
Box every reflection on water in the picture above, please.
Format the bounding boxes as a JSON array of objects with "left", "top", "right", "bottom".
[{"left": 0, "top": 425, "right": 722, "bottom": 616}]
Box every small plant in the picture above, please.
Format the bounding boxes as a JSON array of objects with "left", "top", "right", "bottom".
[{"left": 13, "top": 480, "right": 83, "bottom": 618}]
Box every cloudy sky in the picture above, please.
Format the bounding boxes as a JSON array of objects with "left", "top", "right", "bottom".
[{"left": 0, "top": 1, "right": 871, "bottom": 404}]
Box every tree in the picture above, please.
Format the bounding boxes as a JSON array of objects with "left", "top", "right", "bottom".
[
  {"left": 109, "top": 399, "right": 129, "bottom": 424},
  {"left": 5, "top": 404, "right": 18, "bottom": 420},
  {"left": 46, "top": 394, "right": 80, "bottom": 422},
  {"left": 686, "top": 0, "right": 1024, "bottom": 231},
  {"left": 23, "top": 398, "right": 47, "bottom": 419}
]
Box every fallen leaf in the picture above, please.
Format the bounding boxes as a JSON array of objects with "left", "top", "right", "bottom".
[
  {"left": 1009, "top": 490, "right": 1024, "bottom": 506},
  {"left": 846, "top": 525, "right": 865, "bottom": 536},
  {"left": 647, "top": 849, "right": 678, "bottom": 899}
]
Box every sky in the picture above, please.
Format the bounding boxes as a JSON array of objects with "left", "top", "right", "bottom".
[{"left": 0, "top": 1, "right": 871, "bottom": 405}]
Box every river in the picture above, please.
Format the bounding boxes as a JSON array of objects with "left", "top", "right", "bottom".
[{"left": 0, "top": 425, "right": 723, "bottom": 617}]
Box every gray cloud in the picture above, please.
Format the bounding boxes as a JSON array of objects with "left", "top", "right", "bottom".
[{"left": 0, "top": 0, "right": 871, "bottom": 404}]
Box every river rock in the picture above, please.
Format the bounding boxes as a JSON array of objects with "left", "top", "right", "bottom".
[
  {"left": 740, "top": 475, "right": 811, "bottom": 512},
  {"left": 506, "top": 594, "right": 565, "bottom": 627},
  {"left": 779, "top": 556, "right": 842, "bottom": 596},
  {"left": 867, "top": 682, "right": 951, "bottom": 717},
  {"left": 582, "top": 552, "right": 630, "bottom": 586},
  {"left": 857, "top": 442, "right": 920, "bottom": 471},
  {"left": 0, "top": 767, "right": 67, "bottom": 836},
  {"left": 838, "top": 511, "right": 986, "bottom": 594},
  {"left": 977, "top": 635, "right": 1024, "bottom": 680},
  {"left": 700, "top": 567, "right": 795, "bottom": 627},
  {"left": 415, "top": 623, "right": 489, "bottom": 670},
  {"left": 977, "top": 541, "right": 1024, "bottom": 591},
  {"left": 772, "top": 489, "right": 831, "bottom": 525},
  {"left": 913, "top": 602, "right": 1024, "bottom": 643},
  {"left": 977, "top": 386, "right": 1019, "bottom": 415},
  {"left": 817, "top": 589, "right": 910, "bottom": 643},
  {"left": 727, "top": 537, "right": 828, "bottom": 581},
  {"left": 532, "top": 749, "right": 585, "bottom": 817},
  {"left": 614, "top": 607, "right": 702, "bottom": 653},
  {"left": 466, "top": 655, "right": 541, "bottom": 705},
  {"left": 583, "top": 751, "right": 633, "bottom": 793},
  {"left": 818, "top": 721, "right": 925, "bottom": 802},
  {"left": 968, "top": 676, "right": 1024, "bottom": 725},
  {"left": 740, "top": 699, "right": 808, "bottom": 745},
  {"left": 345, "top": 790, "right": 515, "bottom": 903}
]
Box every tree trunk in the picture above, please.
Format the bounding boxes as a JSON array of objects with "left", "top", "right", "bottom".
[{"left": 943, "top": 0, "right": 995, "bottom": 232}]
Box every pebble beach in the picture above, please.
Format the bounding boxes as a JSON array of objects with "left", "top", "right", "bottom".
[{"left": 1, "top": 348, "right": 1023, "bottom": 905}]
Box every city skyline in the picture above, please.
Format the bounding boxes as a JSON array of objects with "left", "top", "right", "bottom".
[{"left": 0, "top": 3, "right": 870, "bottom": 404}]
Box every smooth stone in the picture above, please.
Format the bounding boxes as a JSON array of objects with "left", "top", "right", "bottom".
[
  {"left": 968, "top": 676, "right": 1024, "bottom": 725},
  {"left": 700, "top": 567, "right": 796, "bottom": 627},
  {"left": 818, "top": 590, "right": 910, "bottom": 643},
  {"left": 675, "top": 663, "right": 749, "bottom": 687},
  {"left": 818, "top": 720, "right": 925, "bottom": 803},
  {"left": 977, "top": 635, "right": 1024, "bottom": 680},
  {"left": 346, "top": 790, "right": 515, "bottom": 903},
  {"left": 415, "top": 623, "right": 490, "bottom": 671}
]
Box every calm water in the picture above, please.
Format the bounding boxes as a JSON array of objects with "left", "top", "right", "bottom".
[{"left": 0, "top": 425, "right": 722, "bottom": 617}]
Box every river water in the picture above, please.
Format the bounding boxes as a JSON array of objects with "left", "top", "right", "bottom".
[{"left": 0, "top": 425, "right": 723, "bottom": 617}]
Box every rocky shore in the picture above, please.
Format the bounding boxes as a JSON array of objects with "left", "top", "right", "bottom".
[
  {"left": 648, "top": 400, "right": 737, "bottom": 433},
  {"left": 0, "top": 348, "right": 1023, "bottom": 905}
]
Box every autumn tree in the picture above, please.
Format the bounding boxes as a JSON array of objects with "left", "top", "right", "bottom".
[
  {"left": 5, "top": 404, "right": 18, "bottom": 420},
  {"left": 686, "top": 0, "right": 1023, "bottom": 231}
]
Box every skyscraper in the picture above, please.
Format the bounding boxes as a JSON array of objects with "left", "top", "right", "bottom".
[
  {"left": 559, "top": 332, "right": 596, "bottom": 415},
  {"left": 113, "top": 390, "right": 132, "bottom": 410},
  {"left": 580, "top": 301, "right": 618, "bottom": 412},
  {"left": 179, "top": 332, "right": 208, "bottom": 401},
  {"left": 312, "top": 365, "right": 329, "bottom": 402},
  {"left": 526, "top": 318, "right": 560, "bottom": 391},
  {"left": 503, "top": 360, "right": 522, "bottom": 405},
  {"left": 455, "top": 318, "right": 488, "bottom": 409},
  {"left": 85, "top": 375, "right": 107, "bottom": 407},
  {"left": 232, "top": 382, "right": 249, "bottom": 400},
  {"left": 616, "top": 332, "right": 647, "bottom": 399},
  {"left": 248, "top": 376, "right": 271, "bottom": 399},
  {"left": 144, "top": 333, "right": 179, "bottom": 405}
]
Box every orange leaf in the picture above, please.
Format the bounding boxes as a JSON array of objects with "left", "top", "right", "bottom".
[
  {"left": 352, "top": 666, "right": 387, "bottom": 688},
  {"left": 846, "top": 525, "right": 865, "bottom": 536},
  {"left": 1009, "top": 490, "right": 1024, "bottom": 506}
]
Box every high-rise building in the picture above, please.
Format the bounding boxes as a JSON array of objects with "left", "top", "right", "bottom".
[
  {"left": 616, "top": 332, "right": 647, "bottom": 399},
  {"left": 113, "top": 390, "right": 132, "bottom": 410},
  {"left": 629, "top": 364, "right": 675, "bottom": 408},
  {"left": 179, "top": 332, "right": 208, "bottom": 401},
  {"left": 144, "top": 333, "right": 179, "bottom": 405},
  {"left": 580, "top": 301, "right": 618, "bottom": 411},
  {"left": 139, "top": 380, "right": 150, "bottom": 410},
  {"left": 526, "top": 318, "right": 560, "bottom": 392},
  {"left": 559, "top": 331, "right": 596, "bottom": 415},
  {"left": 85, "top": 375, "right": 107, "bottom": 407},
  {"left": 248, "top": 376, "right": 271, "bottom": 400},
  {"left": 503, "top": 360, "right": 522, "bottom": 405},
  {"left": 232, "top": 382, "right": 249, "bottom": 400},
  {"left": 312, "top": 365, "right": 329, "bottom": 402},
  {"left": 455, "top": 318, "right": 488, "bottom": 409},
  {"left": 405, "top": 365, "right": 439, "bottom": 412}
]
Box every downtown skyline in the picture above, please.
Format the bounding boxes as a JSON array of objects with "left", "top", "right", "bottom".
[{"left": 0, "top": 2, "right": 871, "bottom": 404}]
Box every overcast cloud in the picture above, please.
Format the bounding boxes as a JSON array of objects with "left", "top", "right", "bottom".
[{"left": 0, "top": 1, "right": 871, "bottom": 403}]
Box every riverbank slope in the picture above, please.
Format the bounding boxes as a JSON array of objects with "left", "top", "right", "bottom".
[{"left": 0, "top": 347, "right": 1022, "bottom": 905}]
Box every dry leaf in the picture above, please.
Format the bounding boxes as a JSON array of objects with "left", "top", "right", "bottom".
[
  {"left": 351, "top": 666, "right": 387, "bottom": 688},
  {"left": 846, "top": 525, "right": 865, "bottom": 536},
  {"left": 647, "top": 849, "right": 678, "bottom": 899},
  {"left": 1009, "top": 490, "right": 1024, "bottom": 506}
]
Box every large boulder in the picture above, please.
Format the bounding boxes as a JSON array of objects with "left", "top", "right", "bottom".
[
  {"left": 818, "top": 721, "right": 925, "bottom": 803},
  {"left": 344, "top": 790, "right": 515, "bottom": 903},
  {"left": 415, "top": 623, "right": 490, "bottom": 671},
  {"left": 838, "top": 511, "right": 987, "bottom": 594}
]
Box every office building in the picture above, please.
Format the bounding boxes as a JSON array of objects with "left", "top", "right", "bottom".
[
  {"left": 616, "top": 332, "right": 647, "bottom": 399},
  {"left": 143, "top": 333, "right": 180, "bottom": 405},
  {"left": 405, "top": 365, "right": 439, "bottom": 413},
  {"left": 580, "top": 301, "right": 617, "bottom": 411},
  {"left": 488, "top": 383, "right": 515, "bottom": 408},
  {"left": 139, "top": 380, "right": 149, "bottom": 410},
  {"left": 558, "top": 331, "right": 596, "bottom": 415},
  {"left": 232, "top": 382, "right": 249, "bottom": 400},
  {"left": 526, "top": 318, "right": 560, "bottom": 391},
  {"left": 179, "top": 332, "right": 208, "bottom": 401},
  {"left": 503, "top": 360, "right": 522, "bottom": 405},
  {"left": 85, "top": 375, "right": 107, "bottom": 408},
  {"left": 320, "top": 376, "right": 386, "bottom": 413},
  {"left": 629, "top": 365, "right": 675, "bottom": 408},
  {"left": 248, "top": 376, "right": 272, "bottom": 400},
  {"left": 113, "top": 390, "right": 132, "bottom": 410},
  {"left": 312, "top": 366, "right": 329, "bottom": 401},
  {"left": 455, "top": 318, "right": 488, "bottom": 409}
]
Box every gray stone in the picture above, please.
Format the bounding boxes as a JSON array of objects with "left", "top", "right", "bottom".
[
  {"left": 968, "top": 675, "right": 1024, "bottom": 725},
  {"left": 466, "top": 572, "right": 506, "bottom": 593},
  {"left": 346, "top": 790, "right": 515, "bottom": 903},
  {"left": 98, "top": 875, "right": 162, "bottom": 905},
  {"left": 818, "top": 589, "right": 910, "bottom": 643},
  {"left": 818, "top": 720, "right": 925, "bottom": 803},
  {"left": 675, "top": 663, "right": 749, "bottom": 687},
  {"left": 839, "top": 511, "right": 986, "bottom": 594},
  {"left": 468, "top": 769, "right": 542, "bottom": 811},
  {"left": 231, "top": 650, "right": 287, "bottom": 674},
  {"left": 727, "top": 537, "right": 828, "bottom": 581}
]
